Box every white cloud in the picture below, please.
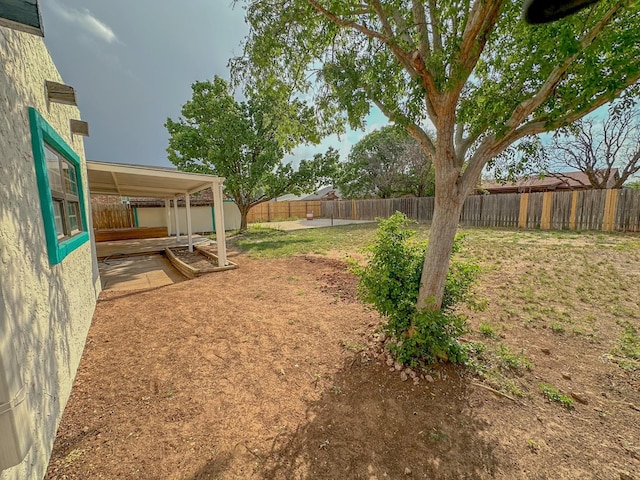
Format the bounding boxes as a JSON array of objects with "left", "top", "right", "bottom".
[{"left": 51, "top": 1, "right": 119, "bottom": 44}]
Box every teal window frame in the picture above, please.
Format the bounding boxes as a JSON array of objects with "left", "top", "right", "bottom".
[{"left": 29, "top": 107, "right": 89, "bottom": 265}]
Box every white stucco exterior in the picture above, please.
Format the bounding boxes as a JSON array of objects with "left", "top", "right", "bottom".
[{"left": 0, "top": 26, "right": 100, "bottom": 480}]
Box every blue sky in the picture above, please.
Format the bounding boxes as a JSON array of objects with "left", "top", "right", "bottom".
[{"left": 40, "top": 1, "right": 388, "bottom": 168}]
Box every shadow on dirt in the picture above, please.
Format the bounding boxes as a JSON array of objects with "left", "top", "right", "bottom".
[
  {"left": 261, "top": 358, "right": 498, "bottom": 480},
  {"left": 188, "top": 452, "right": 233, "bottom": 480}
]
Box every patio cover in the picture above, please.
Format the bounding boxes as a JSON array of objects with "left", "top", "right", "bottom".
[{"left": 86, "top": 160, "right": 227, "bottom": 265}]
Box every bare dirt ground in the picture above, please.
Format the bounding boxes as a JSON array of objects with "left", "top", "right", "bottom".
[
  {"left": 171, "top": 247, "right": 219, "bottom": 270},
  {"left": 46, "top": 237, "right": 640, "bottom": 479}
]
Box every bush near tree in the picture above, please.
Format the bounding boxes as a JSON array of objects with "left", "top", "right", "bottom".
[{"left": 353, "top": 213, "right": 479, "bottom": 366}]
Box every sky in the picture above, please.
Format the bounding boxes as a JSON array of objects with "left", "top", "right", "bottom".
[{"left": 40, "top": 0, "right": 388, "bottom": 168}]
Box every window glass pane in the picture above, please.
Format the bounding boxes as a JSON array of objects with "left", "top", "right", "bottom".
[
  {"left": 53, "top": 200, "right": 65, "bottom": 238},
  {"left": 44, "top": 144, "right": 63, "bottom": 192},
  {"left": 62, "top": 160, "right": 78, "bottom": 196},
  {"left": 67, "top": 201, "right": 81, "bottom": 233}
]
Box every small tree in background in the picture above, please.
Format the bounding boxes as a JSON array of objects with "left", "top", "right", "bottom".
[
  {"left": 166, "top": 77, "right": 338, "bottom": 230},
  {"left": 336, "top": 125, "right": 434, "bottom": 199},
  {"left": 544, "top": 101, "right": 640, "bottom": 188}
]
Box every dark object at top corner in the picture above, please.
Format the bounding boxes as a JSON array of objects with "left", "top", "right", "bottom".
[{"left": 523, "top": 0, "right": 601, "bottom": 24}]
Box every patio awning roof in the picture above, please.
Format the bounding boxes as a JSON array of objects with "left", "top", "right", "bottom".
[
  {"left": 86, "top": 160, "right": 223, "bottom": 198},
  {"left": 86, "top": 160, "right": 228, "bottom": 264}
]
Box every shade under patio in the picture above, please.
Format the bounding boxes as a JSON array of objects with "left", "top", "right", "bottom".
[{"left": 85, "top": 160, "right": 227, "bottom": 265}]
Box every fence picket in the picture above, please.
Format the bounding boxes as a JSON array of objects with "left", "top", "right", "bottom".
[
  {"left": 91, "top": 203, "right": 134, "bottom": 229},
  {"left": 319, "top": 189, "right": 640, "bottom": 232}
]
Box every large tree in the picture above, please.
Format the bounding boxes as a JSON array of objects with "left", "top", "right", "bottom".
[
  {"left": 166, "top": 77, "right": 338, "bottom": 230},
  {"left": 235, "top": 0, "right": 640, "bottom": 310},
  {"left": 337, "top": 125, "right": 434, "bottom": 199},
  {"left": 544, "top": 101, "right": 640, "bottom": 188}
]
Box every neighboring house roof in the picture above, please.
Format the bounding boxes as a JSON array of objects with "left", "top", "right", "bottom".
[
  {"left": 480, "top": 169, "right": 620, "bottom": 194},
  {"left": 272, "top": 186, "right": 343, "bottom": 202},
  {"left": 302, "top": 186, "right": 342, "bottom": 201},
  {"left": 91, "top": 194, "right": 125, "bottom": 205},
  {"left": 274, "top": 193, "right": 305, "bottom": 202}
]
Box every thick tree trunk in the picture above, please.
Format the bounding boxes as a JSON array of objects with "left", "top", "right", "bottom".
[
  {"left": 416, "top": 172, "right": 466, "bottom": 310},
  {"left": 239, "top": 204, "right": 250, "bottom": 231}
]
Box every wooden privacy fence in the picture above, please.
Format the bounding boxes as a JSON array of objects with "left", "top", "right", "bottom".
[
  {"left": 320, "top": 189, "right": 640, "bottom": 232},
  {"left": 247, "top": 200, "right": 322, "bottom": 223},
  {"left": 91, "top": 203, "right": 135, "bottom": 230}
]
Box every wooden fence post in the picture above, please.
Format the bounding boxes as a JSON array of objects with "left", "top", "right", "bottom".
[
  {"left": 603, "top": 189, "right": 618, "bottom": 232},
  {"left": 518, "top": 193, "right": 529, "bottom": 228},
  {"left": 352, "top": 199, "right": 356, "bottom": 220},
  {"left": 541, "top": 192, "right": 553, "bottom": 230},
  {"left": 569, "top": 191, "right": 579, "bottom": 230}
]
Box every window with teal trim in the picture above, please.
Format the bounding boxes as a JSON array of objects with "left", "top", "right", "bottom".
[{"left": 29, "top": 107, "right": 89, "bottom": 265}]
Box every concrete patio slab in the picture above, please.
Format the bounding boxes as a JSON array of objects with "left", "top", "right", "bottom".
[
  {"left": 96, "top": 235, "right": 210, "bottom": 259},
  {"left": 252, "top": 218, "right": 374, "bottom": 231},
  {"left": 99, "top": 254, "right": 185, "bottom": 292}
]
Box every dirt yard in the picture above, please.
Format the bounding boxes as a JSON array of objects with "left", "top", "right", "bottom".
[
  {"left": 171, "top": 247, "right": 219, "bottom": 270},
  {"left": 45, "top": 230, "right": 640, "bottom": 479}
]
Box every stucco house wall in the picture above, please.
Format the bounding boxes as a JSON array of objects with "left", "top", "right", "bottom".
[{"left": 0, "top": 27, "right": 100, "bottom": 480}]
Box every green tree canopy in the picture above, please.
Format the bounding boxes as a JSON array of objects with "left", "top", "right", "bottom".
[
  {"left": 234, "top": 0, "right": 640, "bottom": 309},
  {"left": 166, "top": 77, "right": 338, "bottom": 230},
  {"left": 337, "top": 125, "right": 434, "bottom": 199}
]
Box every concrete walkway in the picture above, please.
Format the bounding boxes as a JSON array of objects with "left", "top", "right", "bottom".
[{"left": 252, "top": 218, "right": 374, "bottom": 231}]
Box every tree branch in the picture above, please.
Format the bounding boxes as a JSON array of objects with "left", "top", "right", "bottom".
[
  {"left": 505, "top": 2, "right": 623, "bottom": 129},
  {"left": 368, "top": 0, "right": 394, "bottom": 38},
  {"left": 404, "top": 2, "right": 440, "bottom": 121},
  {"left": 372, "top": 98, "right": 436, "bottom": 158},
  {"left": 511, "top": 70, "right": 640, "bottom": 138},
  {"left": 455, "top": 123, "right": 465, "bottom": 159},
  {"left": 411, "top": 0, "right": 431, "bottom": 61},
  {"left": 457, "top": 0, "right": 503, "bottom": 81},
  {"left": 307, "top": 0, "right": 434, "bottom": 112},
  {"left": 552, "top": 171, "right": 592, "bottom": 188},
  {"left": 407, "top": 124, "right": 437, "bottom": 160},
  {"left": 307, "top": 0, "right": 387, "bottom": 43},
  {"left": 461, "top": 134, "right": 504, "bottom": 195},
  {"left": 391, "top": 8, "right": 414, "bottom": 46},
  {"left": 427, "top": 0, "right": 443, "bottom": 52},
  {"left": 463, "top": 72, "right": 640, "bottom": 195}
]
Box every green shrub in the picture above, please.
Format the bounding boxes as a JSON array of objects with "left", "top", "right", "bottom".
[
  {"left": 495, "top": 344, "right": 533, "bottom": 372},
  {"left": 479, "top": 323, "right": 498, "bottom": 338},
  {"left": 352, "top": 212, "right": 479, "bottom": 366},
  {"left": 539, "top": 383, "right": 574, "bottom": 409},
  {"left": 617, "top": 323, "right": 640, "bottom": 360}
]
